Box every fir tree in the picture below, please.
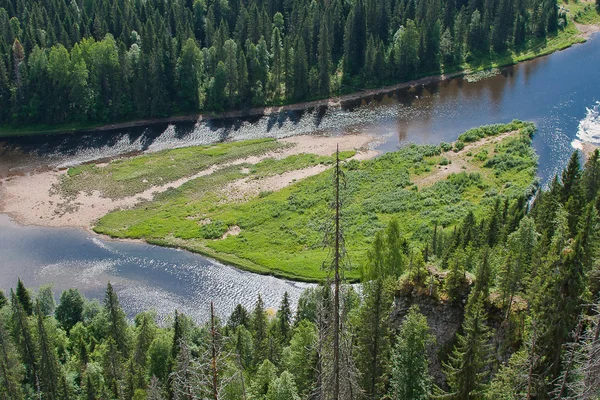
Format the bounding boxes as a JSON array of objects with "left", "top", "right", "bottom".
[
  {"left": 15, "top": 279, "right": 33, "bottom": 316},
  {"left": 442, "top": 294, "right": 494, "bottom": 399}
]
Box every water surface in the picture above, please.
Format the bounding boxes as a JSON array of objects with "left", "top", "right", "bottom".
[
  {"left": 1, "top": 34, "right": 599, "bottom": 321},
  {"left": 0, "top": 215, "right": 311, "bottom": 323}
]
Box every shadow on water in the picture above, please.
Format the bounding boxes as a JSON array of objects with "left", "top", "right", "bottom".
[{"left": 2, "top": 36, "right": 599, "bottom": 181}]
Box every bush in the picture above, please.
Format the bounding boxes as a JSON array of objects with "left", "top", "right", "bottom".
[
  {"left": 200, "top": 220, "right": 229, "bottom": 239},
  {"left": 439, "top": 157, "right": 450, "bottom": 166},
  {"left": 474, "top": 149, "right": 488, "bottom": 161},
  {"left": 454, "top": 141, "right": 465, "bottom": 152},
  {"left": 440, "top": 142, "right": 453, "bottom": 152}
]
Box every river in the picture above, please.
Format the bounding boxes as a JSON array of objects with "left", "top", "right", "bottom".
[{"left": 0, "top": 34, "right": 599, "bottom": 322}]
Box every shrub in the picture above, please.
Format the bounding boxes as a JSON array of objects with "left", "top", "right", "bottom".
[
  {"left": 454, "top": 141, "right": 465, "bottom": 152},
  {"left": 200, "top": 220, "right": 229, "bottom": 239},
  {"left": 439, "top": 142, "right": 453, "bottom": 152}
]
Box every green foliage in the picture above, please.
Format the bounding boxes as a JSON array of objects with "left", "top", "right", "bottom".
[
  {"left": 0, "top": 0, "right": 567, "bottom": 130},
  {"left": 55, "top": 288, "right": 85, "bottom": 333},
  {"left": 15, "top": 279, "right": 33, "bottom": 316},
  {"left": 389, "top": 305, "right": 434, "bottom": 400},
  {"left": 442, "top": 294, "right": 494, "bottom": 398},
  {"left": 96, "top": 122, "right": 537, "bottom": 281}
]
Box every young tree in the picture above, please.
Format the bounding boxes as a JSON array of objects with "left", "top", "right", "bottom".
[
  {"left": 389, "top": 305, "right": 434, "bottom": 400},
  {"left": 266, "top": 371, "right": 301, "bottom": 400},
  {"left": 36, "top": 284, "right": 55, "bottom": 316}
]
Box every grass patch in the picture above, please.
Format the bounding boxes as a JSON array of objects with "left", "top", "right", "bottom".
[
  {"left": 60, "top": 139, "right": 285, "bottom": 199},
  {"left": 95, "top": 122, "right": 538, "bottom": 282}
]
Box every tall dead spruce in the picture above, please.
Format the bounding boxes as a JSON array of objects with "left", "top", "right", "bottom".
[{"left": 317, "top": 146, "right": 359, "bottom": 400}]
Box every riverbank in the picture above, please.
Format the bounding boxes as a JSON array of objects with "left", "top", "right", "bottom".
[
  {"left": 0, "top": 134, "right": 377, "bottom": 230},
  {"left": 1, "top": 18, "right": 597, "bottom": 139},
  {"left": 93, "top": 121, "right": 537, "bottom": 282}
]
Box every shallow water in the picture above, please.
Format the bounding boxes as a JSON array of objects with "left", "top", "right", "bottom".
[
  {"left": 0, "top": 34, "right": 599, "bottom": 321},
  {"left": 0, "top": 215, "right": 312, "bottom": 323}
]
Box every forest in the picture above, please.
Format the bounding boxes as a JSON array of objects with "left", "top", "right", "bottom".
[
  {"left": 0, "top": 0, "right": 567, "bottom": 127},
  {"left": 0, "top": 148, "right": 599, "bottom": 399}
]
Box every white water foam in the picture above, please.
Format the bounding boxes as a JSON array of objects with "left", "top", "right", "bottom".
[{"left": 572, "top": 102, "right": 600, "bottom": 150}]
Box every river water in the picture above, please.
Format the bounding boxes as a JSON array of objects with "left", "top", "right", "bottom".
[{"left": 0, "top": 34, "right": 599, "bottom": 321}]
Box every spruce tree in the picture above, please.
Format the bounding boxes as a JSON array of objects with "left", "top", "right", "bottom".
[
  {"left": 0, "top": 317, "right": 24, "bottom": 400},
  {"left": 15, "top": 279, "right": 33, "bottom": 316},
  {"left": 277, "top": 292, "right": 292, "bottom": 344},
  {"left": 104, "top": 282, "right": 129, "bottom": 356},
  {"left": 252, "top": 294, "right": 268, "bottom": 362},
  {"left": 36, "top": 302, "right": 63, "bottom": 400},
  {"left": 583, "top": 149, "right": 600, "bottom": 202},
  {"left": 442, "top": 294, "right": 494, "bottom": 399}
]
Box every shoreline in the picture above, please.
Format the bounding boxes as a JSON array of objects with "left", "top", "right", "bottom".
[{"left": 2, "top": 25, "right": 598, "bottom": 139}]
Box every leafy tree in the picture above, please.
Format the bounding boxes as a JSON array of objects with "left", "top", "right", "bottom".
[
  {"left": 36, "top": 284, "right": 55, "bottom": 316},
  {"left": 266, "top": 371, "right": 301, "bottom": 400},
  {"left": 55, "top": 288, "right": 85, "bottom": 333},
  {"left": 282, "top": 320, "right": 317, "bottom": 396}
]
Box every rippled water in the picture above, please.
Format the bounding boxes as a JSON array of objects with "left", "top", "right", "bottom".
[
  {"left": 0, "top": 215, "right": 311, "bottom": 323},
  {"left": 2, "top": 34, "right": 600, "bottom": 182},
  {"left": 1, "top": 33, "right": 599, "bottom": 321}
]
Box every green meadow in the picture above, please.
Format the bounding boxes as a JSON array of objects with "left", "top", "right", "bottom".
[{"left": 92, "top": 121, "right": 538, "bottom": 282}]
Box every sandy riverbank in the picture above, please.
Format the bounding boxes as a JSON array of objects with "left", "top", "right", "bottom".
[{"left": 0, "top": 134, "right": 377, "bottom": 230}]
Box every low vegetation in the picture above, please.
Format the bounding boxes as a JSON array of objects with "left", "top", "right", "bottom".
[{"left": 95, "top": 121, "right": 538, "bottom": 281}]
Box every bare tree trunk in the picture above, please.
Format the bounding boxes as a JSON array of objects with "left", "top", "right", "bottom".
[{"left": 333, "top": 146, "right": 340, "bottom": 400}]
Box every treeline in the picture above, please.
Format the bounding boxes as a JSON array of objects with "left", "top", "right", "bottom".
[
  {"left": 0, "top": 0, "right": 565, "bottom": 126},
  {"left": 0, "top": 149, "right": 599, "bottom": 399}
]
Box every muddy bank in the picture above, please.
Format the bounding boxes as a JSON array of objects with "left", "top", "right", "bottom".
[{"left": 0, "top": 134, "right": 376, "bottom": 230}]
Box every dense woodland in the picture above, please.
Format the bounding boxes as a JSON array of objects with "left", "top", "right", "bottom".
[
  {"left": 0, "top": 148, "right": 599, "bottom": 399},
  {"left": 0, "top": 0, "right": 566, "bottom": 126}
]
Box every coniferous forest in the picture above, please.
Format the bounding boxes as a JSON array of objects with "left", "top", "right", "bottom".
[
  {"left": 0, "top": 0, "right": 566, "bottom": 126},
  {"left": 0, "top": 149, "right": 599, "bottom": 399}
]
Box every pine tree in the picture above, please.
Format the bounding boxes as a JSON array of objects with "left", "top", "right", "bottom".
[
  {"left": 0, "top": 317, "right": 24, "bottom": 400},
  {"left": 10, "top": 290, "right": 39, "bottom": 391},
  {"left": 36, "top": 302, "right": 63, "bottom": 400},
  {"left": 277, "top": 292, "right": 292, "bottom": 344},
  {"left": 389, "top": 305, "right": 433, "bottom": 400},
  {"left": 583, "top": 149, "right": 600, "bottom": 202},
  {"left": 252, "top": 294, "right": 268, "bottom": 362},
  {"left": 442, "top": 293, "right": 494, "bottom": 399},
  {"left": 354, "top": 277, "right": 394, "bottom": 399},
  {"left": 104, "top": 282, "right": 130, "bottom": 356},
  {"left": 15, "top": 278, "right": 33, "bottom": 316}
]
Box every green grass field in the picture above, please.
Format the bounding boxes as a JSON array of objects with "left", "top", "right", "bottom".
[{"left": 93, "top": 121, "right": 538, "bottom": 282}]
